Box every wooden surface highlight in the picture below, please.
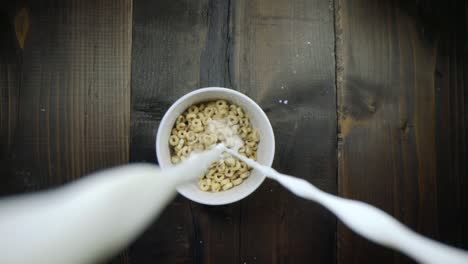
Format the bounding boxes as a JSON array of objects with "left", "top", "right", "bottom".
[{"left": 14, "top": 7, "right": 29, "bottom": 50}]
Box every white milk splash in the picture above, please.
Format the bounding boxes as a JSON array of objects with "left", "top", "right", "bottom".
[{"left": 1, "top": 143, "right": 467, "bottom": 264}]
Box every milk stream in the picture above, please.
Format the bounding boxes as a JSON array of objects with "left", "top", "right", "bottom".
[
  {"left": 224, "top": 147, "right": 468, "bottom": 264},
  {"left": 0, "top": 144, "right": 467, "bottom": 264}
]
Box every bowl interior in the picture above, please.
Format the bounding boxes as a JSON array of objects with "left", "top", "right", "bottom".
[{"left": 156, "top": 88, "right": 275, "bottom": 205}]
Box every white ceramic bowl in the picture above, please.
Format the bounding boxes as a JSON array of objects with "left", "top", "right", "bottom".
[{"left": 156, "top": 87, "right": 275, "bottom": 205}]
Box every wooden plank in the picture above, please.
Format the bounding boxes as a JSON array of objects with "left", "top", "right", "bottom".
[
  {"left": 336, "top": 0, "right": 468, "bottom": 263},
  {"left": 432, "top": 0, "right": 468, "bottom": 251},
  {"left": 130, "top": 1, "right": 241, "bottom": 263},
  {"left": 0, "top": 0, "right": 132, "bottom": 262},
  {"left": 0, "top": 0, "right": 132, "bottom": 190},
  {"left": 232, "top": 0, "right": 337, "bottom": 263},
  {"left": 0, "top": 1, "right": 24, "bottom": 195}
]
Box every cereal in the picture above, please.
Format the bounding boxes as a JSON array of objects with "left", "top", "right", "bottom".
[{"left": 169, "top": 100, "right": 259, "bottom": 192}]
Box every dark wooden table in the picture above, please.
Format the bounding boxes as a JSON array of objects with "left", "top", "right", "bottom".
[{"left": 1, "top": 0, "right": 467, "bottom": 263}]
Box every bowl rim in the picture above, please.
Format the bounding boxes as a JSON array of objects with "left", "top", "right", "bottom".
[{"left": 155, "top": 87, "right": 275, "bottom": 205}]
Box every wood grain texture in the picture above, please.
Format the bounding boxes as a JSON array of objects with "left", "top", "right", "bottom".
[
  {"left": 0, "top": 0, "right": 132, "bottom": 261},
  {"left": 0, "top": 0, "right": 132, "bottom": 192},
  {"left": 336, "top": 0, "right": 468, "bottom": 263},
  {"left": 0, "top": 1, "right": 24, "bottom": 195},
  {"left": 431, "top": 0, "right": 468, "bottom": 251},
  {"left": 232, "top": 0, "right": 337, "bottom": 263}
]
